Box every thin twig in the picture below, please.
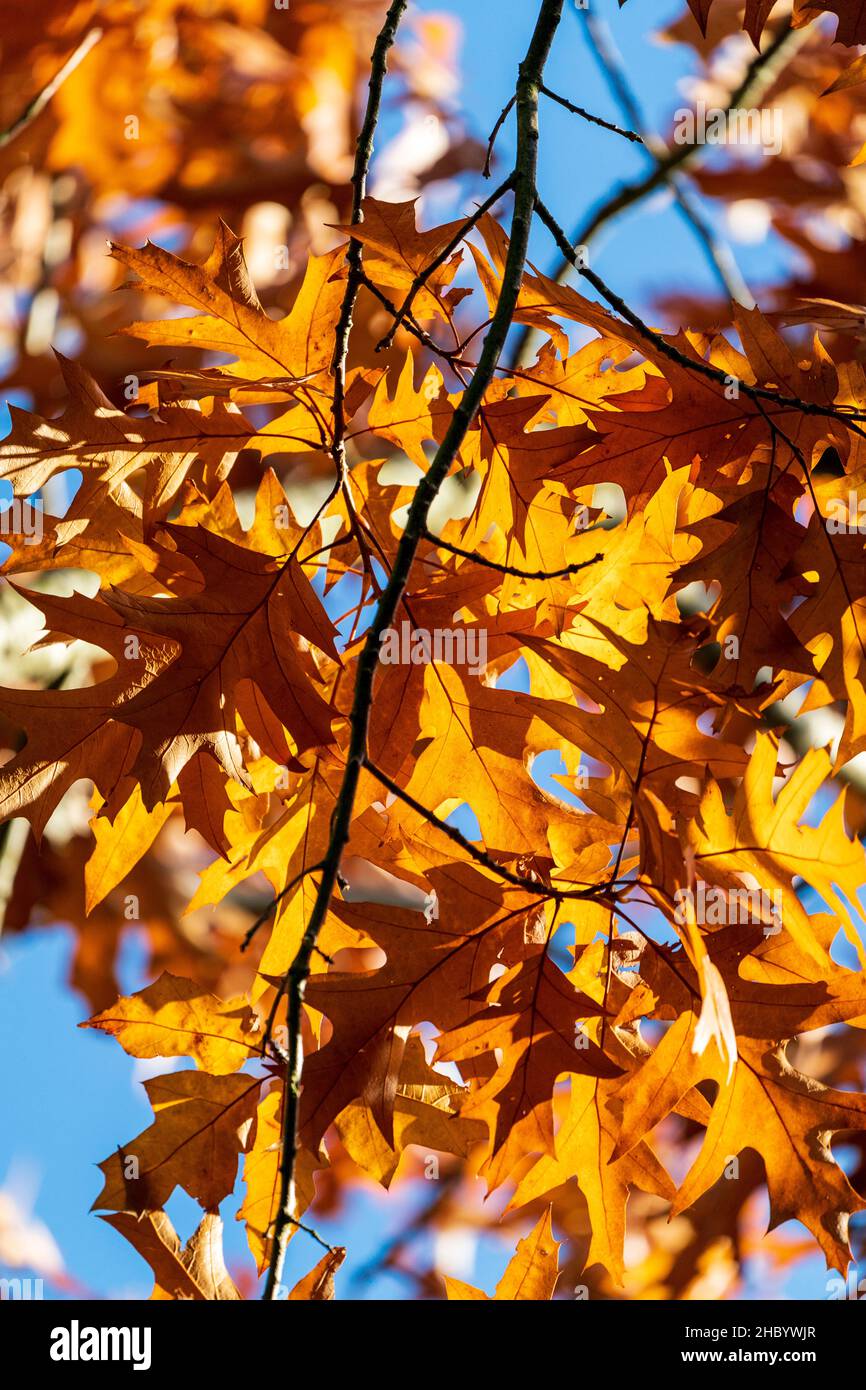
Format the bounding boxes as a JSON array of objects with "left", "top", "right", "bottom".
[
  {"left": 421, "top": 526, "right": 603, "bottom": 579},
  {"left": 263, "top": 0, "right": 409, "bottom": 1301},
  {"left": 263, "top": 0, "right": 567, "bottom": 1302},
  {"left": 540, "top": 84, "right": 642, "bottom": 144},
  {"left": 365, "top": 759, "right": 603, "bottom": 900},
  {"left": 290, "top": 1218, "right": 341, "bottom": 1256},
  {"left": 374, "top": 175, "right": 516, "bottom": 352},
  {"left": 359, "top": 272, "right": 492, "bottom": 373},
  {"left": 327, "top": 1, "right": 408, "bottom": 534},
  {"left": 576, "top": 5, "right": 644, "bottom": 134},
  {"left": 662, "top": 177, "right": 755, "bottom": 306},
  {"left": 240, "top": 862, "right": 326, "bottom": 953},
  {"left": 483, "top": 95, "right": 516, "bottom": 177},
  {"left": 0, "top": 27, "right": 102, "bottom": 148},
  {"left": 359, "top": 271, "right": 467, "bottom": 366},
  {"left": 511, "top": 17, "right": 802, "bottom": 369},
  {"left": 578, "top": 8, "right": 754, "bottom": 307},
  {"left": 533, "top": 195, "right": 866, "bottom": 441}
]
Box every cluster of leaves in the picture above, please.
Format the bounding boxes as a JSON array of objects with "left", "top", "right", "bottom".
[
  {"left": 4, "top": 0, "right": 866, "bottom": 1300},
  {"left": 0, "top": 0, "right": 475, "bottom": 412},
  {"left": 0, "top": 0, "right": 470, "bottom": 1015}
]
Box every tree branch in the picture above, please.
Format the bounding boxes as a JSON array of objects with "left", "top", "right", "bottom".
[
  {"left": 421, "top": 526, "right": 603, "bottom": 580},
  {"left": 512, "top": 8, "right": 791, "bottom": 366},
  {"left": 532, "top": 195, "right": 866, "bottom": 442},
  {"left": 262, "top": 0, "right": 408, "bottom": 1301},
  {"left": 540, "top": 84, "right": 642, "bottom": 144},
  {"left": 329, "top": 0, "right": 408, "bottom": 495},
  {"left": 576, "top": 7, "right": 754, "bottom": 308},
  {"left": 0, "top": 27, "right": 102, "bottom": 148},
  {"left": 263, "top": 0, "right": 567, "bottom": 1302},
  {"left": 483, "top": 95, "right": 516, "bottom": 177},
  {"left": 365, "top": 759, "right": 604, "bottom": 900},
  {"left": 511, "top": 16, "right": 806, "bottom": 372},
  {"left": 358, "top": 270, "right": 470, "bottom": 367}
]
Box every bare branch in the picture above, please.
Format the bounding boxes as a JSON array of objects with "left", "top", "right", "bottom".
[
  {"left": 263, "top": 0, "right": 408, "bottom": 1301},
  {"left": 511, "top": 16, "right": 805, "bottom": 373},
  {"left": 540, "top": 84, "right": 642, "bottom": 144},
  {"left": 483, "top": 94, "right": 516, "bottom": 177},
  {"left": 576, "top": 8, "right": 754, "bottom": 308},
  {"left": 329, "top": 1, "right": 408, "bottom": 491},
  {"left": 289, "top": 1218, "right": 341, "bottom": 1257}
]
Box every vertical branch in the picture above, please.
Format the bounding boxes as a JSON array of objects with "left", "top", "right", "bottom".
[
  {"left": 263, "top": 0, "right": 566, "bottom": 1301},
  {"left": 261, "top": 0, "right": 406, "bottom": 1302},
  {"left": 331, "top": 0, "right": 408, "bottom": 484}
]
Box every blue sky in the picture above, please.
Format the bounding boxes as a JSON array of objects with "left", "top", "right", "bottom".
[
  {"left": 0, "top": 0, "right": 848, "bottom": 1302},
  {"left": 415, "top": 0, "right": 793, "bottom": 317}
]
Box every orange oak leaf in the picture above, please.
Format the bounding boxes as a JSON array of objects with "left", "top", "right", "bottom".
[
  {"left": 0, "top": 524, "right": 338, "bottom": 829},
  {"left": 92, "top": 1070, "right": 260, "bottom": 1213},
  {"left": 445, "top": 1208, "right": 560, "bottom": 1301},
  {"left": 99, "top": 1211, "right": 241, "bottom": 1301},
  {"left": 82, "top": 972, "right": 258, "bottom": 1074}
]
